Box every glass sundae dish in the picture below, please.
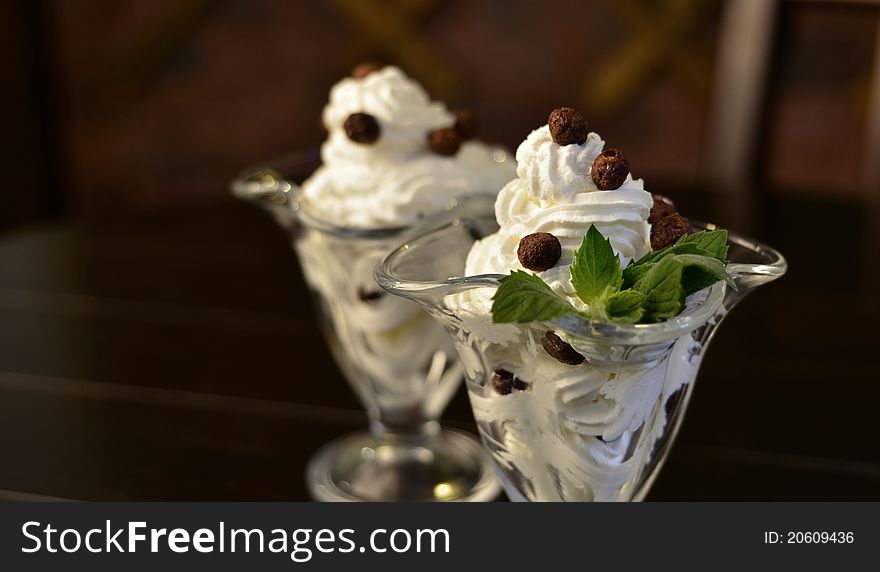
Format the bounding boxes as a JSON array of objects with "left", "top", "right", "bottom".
[
  {"left": 376, "top": 108, "right": 786, "bottom": 501},
  {"left": 232, "top": 64, "right": 513, "bottom": 501}
]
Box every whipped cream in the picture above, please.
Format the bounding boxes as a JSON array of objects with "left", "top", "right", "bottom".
[
  {"left": 293, "top": 66, "right": 511, "bottom": 416},
  {"left": 301, "top": 66, "right": 515, "bottom": 228},
  {"left": 463, "top": 315, "right": 702, "bottom": 501},
  {"left": 467, "top": 125, "right": 652, "bottom": 302},
  {"left": 294, "top": 231, "right": 459, "bottom": 407},
  {"left": 447, "top": 119, "right": 702, "bottom": 501}
]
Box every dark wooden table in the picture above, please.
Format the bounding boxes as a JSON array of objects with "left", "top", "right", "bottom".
[{"left": 0, "top": 193, "right": 877, "bottom": 501}]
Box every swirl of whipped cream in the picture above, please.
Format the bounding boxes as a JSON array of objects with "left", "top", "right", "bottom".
[
  {"left": 322, "top": 66, "right": 452, "bottom": 161},
  {"left": 464, "top": 125, "right": 652, "bottom": 304},
  {"left": 301, "top": 66, "right": 515, "bottom": 228},
  {"left": 514, "top": 125, "right": 604, "bottom": 201}
]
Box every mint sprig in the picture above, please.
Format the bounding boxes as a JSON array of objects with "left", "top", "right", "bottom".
[{"left": 491, "top": 226, "right": 734, "bottom": 325}]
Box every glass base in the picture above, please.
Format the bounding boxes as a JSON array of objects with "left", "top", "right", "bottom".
[{"left": 306, "top": 428, "right": 501, "bottom": 502}]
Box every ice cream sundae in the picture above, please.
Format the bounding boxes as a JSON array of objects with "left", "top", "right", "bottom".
[
  {"left": 296, "top": 64, "right": 514, "bottom": 401},
  {"left": 285, "top": 64, "right": 513, "bottom": 501},
  {"left": 445, "top": 107, "right": 736, "bottom": 501}
]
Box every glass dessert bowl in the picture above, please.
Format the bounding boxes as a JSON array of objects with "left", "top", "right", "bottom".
[
  {"left": 231, "top": 64, "right": 513, "bottom": 501},
  {"left": 376, "top": 107, "right": 787, "bottom": 501},
  {"left": 376, "top": 213, "right": 785, "bottom": 501},
  {"left": 232, "top": 159, "right": 504, "bottom": 502}
]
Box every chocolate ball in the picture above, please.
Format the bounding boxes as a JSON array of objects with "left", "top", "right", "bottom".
[
  {"left": 492, "top": 369, "right": 514, "bottom": 395},
  {"left": 344, "top": 112, "right": 381, "bottom": 144},
  {"left": 650, "top": 213, "right": 691, "bottom": 250},
  {"left": 453, "top": 109, "right": 479, "bottom": 140},
  {"left": 649, "top": 194, "right": 676, "bottom": 224},
  {"left": 517, "top": 232, "right": 562, "bottom": 272},
  {"left": 357, "top": 287, "right": 384, "bottom": 303},
  {"left": 427, "top": 127, "right": 462, "bottom": 156},
  {"left": 548, "top": 107, "right": 588, "bottom": 146},
  {"left": 352, "top": 62, "right": 383, "bottom": 79},
  {"left": 542, "top": 331, "right": 585, "bottom": 366},
  {"left": 492, "top": 369, "right": 528, "bottom": 395},
  {"left": 591, "top": 148, "right": 630, "bottom": 190}
]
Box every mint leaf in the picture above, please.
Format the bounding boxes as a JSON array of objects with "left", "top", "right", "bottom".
[
  {"left": 623, "top": 229, "right": 729, "bottom": 288},
  {"left": 627, "top": 230, "right": 728, "bottom": 270},
  {"left": 678, "top": 230, "right": 728, "bottom": 262},
  {"left": 624, "top": 253, "right": 734, "bottom": 295},
  {"left": 675, "top": 254, "right": 735, "bottom": 296},
  {"left": 570, "top": 225, "right": 622, "bottom": 304},
  {"left": 634, "top": 256, "right": 685, "bottom": 322},
  {"left": 627, "top": 241, "right": 710, "bottom": 270},
  {"left": 491, "top": 271, "right": 580, "bottom": 323},
  {"left": 605, "top": 290, "right": 645, "bottom": 323},
  {"left": 622, "top": 260, "right": 656, "bottom": 289}
]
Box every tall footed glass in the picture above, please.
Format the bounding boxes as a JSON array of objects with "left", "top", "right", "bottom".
[
  {"left": 231, "top": 153, "right": 501, "bottom": 502},
  {"left": 376, "top": 207, "right": 786, "bottom": 501}
]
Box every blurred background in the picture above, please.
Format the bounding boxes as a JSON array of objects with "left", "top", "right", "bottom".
[{"left": 0, "top": 0, "right": 878, "bottom": 500}]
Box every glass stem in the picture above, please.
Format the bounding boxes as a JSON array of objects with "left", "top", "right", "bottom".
[{"left": 370, "top": 402, "right": 439, "bottom": 446}]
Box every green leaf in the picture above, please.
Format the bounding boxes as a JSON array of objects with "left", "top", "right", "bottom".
[
  {"left": 570, "top": 225, "right": 622, "bottom": 305},
  {"left": 628, "top": 241, "right": 710, "bottom": 270},
  {"left": 628, "top": 230, "right": 729, "bottom": 271},
  {"left": 624, "top": 229, "right": 730, "bottom": 288},
  {"left": 634, "top": 256, "right": 685, "bottom": 322},
  {"left": 677, "top": 230, "right": 729, "bottom": 262},
  {"left": 622, "top": 260, "right": 656, "bottom": 289},
  {"left": 675, "top": 254, "right": 735, "bottom": 296},
  {"left": 624, "top": 252, "right": 735, "bottom": 306},
  {"left": 491, "top": 271, "right": 581, "bottom": 324},
  {"left": 605, "top": 290, "right": 646, "bottom": 323}
]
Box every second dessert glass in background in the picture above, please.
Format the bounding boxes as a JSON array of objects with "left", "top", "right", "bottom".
[{"left": 232, "top": 65, "right": 514, "bottom": 501}]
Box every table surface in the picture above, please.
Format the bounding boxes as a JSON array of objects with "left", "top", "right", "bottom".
[{"left": 0, "top": 193, "right": 877, "bottom": 501}]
